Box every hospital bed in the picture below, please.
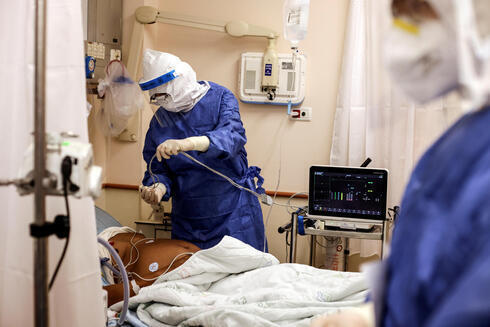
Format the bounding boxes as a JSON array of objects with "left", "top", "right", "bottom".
[{"left": 95, "top": 206, "right": 368, "bottom": 327}]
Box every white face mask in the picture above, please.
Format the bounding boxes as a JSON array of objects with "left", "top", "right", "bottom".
[
  {"left": 151, "top": 82, "right": 210, "bottom": 113},
  {"left": 384, "top": 18, "right": 459, "bottom": 104},
  {"left": 431, "top": 0, "right": 490, "bottom": 111},
  {"left": 150, "top": 93, "right": 172, "bottom": 107},
  {"left": 149, "top": 64, "right": 210, "bottom": 113}
]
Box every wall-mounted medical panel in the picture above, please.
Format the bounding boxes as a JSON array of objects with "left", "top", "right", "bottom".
[
  {"left": 238, "top": 52, "right": 306, "bottom": 106},
  {"left": 83, "top": 0, "right": 122, "bottom": 82}
]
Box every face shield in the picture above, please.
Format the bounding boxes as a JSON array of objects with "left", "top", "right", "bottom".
[
  {"left": 138, "top": 49, "right": 210, "bottom": 117},
  {"left": 139, "top": 68, "right": 178, "bottom": 106}
]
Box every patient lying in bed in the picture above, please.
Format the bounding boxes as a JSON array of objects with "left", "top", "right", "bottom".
[
  {"left": 102, "top": 231, "right": 200, "bottom": 306},
  {"left": 109, "top": 235, "right": 368, "bottom": 327}
]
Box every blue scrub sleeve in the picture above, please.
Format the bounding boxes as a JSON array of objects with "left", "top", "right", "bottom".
[
  {"left": 426, "top": 242, "right": 490, "bottom": 327},
  {"left": 201, "top": 89, "right": 247, "bottom": 160},
  {"left": 142, "top": 122, "right": 172, "bottom": 201}
]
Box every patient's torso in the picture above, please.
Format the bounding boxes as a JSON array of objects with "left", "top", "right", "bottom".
[
  {"left": 105, "top": 233, "right": 200, "bottom": 305},
  {"left": 111, "top": 233, "right": 200, "bottom": 283}
]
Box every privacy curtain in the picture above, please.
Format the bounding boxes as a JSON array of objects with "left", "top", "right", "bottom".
[
  {"left": 0, "top": 0, "right": 105, "bottom": 325},
  {"left": 331, "top": 0, "right": 461, "bottom": 257}
]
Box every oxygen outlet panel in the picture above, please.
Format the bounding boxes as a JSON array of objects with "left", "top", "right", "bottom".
[
  {"left": 289, "top": 106, "right": 312, "bottom": 121},
  {"left": 238, "top": 52, "right": 306, "bottom": 106}
]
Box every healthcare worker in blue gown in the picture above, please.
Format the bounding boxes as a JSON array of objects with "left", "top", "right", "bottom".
[
  {"left": 311, "top": 1, "right": 490, "bottom": 327},
  {"left": 138, "top": 49, "right": 266, "bottom": 251}
]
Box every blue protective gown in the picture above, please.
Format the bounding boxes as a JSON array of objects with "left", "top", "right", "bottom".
[
  {"left": 142, "top": 81, "right": 266, "bottom": 251},
  {"left": 383, "top": 106, "right": 490, "bottom": 326}
]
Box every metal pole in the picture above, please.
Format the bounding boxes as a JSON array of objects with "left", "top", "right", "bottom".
[
  {"left": 309, "top": 235, "right": 315, "bottom": 266},
  {"left": 344, "top": 238, "right": 349, "bottom": 272},
  {"left": 289, "top": 212, "right": 294, "bottom": 263},
  {"left": 292, "top": 212, "right": 298, "bottom": 263},
  {"left": 34, "top": 0, "right": 48, "bottom": 325},
  {"left": 381, "top": 221, "right": 386, "bottom": 259}
]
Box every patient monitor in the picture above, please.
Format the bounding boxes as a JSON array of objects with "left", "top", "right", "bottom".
[{"left": 307, "top": 166, "right": 388, "bottom": 230}]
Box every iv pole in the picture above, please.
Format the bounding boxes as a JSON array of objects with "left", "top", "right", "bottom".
[{"left": 34, "top": 0, "right": 49, "bottom": 324}]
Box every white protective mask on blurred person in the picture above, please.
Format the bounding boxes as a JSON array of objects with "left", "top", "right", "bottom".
[
  {"left": 384, "top": 18, "right": 458, "bottom": 104},
  {"left": 431, "top": 0, "right": 490, "bottom": 110},
  {"left": 385, "top": 0, "right": 490, "bottom": 110},
  {"left": 139, "top": 49, "right": 209, "bottom": 113}
]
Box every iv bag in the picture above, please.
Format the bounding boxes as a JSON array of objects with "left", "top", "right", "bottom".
[{"left": 283, "top": 0, "right": 310, "bottom": 46}]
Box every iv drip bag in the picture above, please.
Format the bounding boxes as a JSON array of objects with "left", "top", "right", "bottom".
[{"left": 283, "top": 0, "right": 310, "bottom": 47}]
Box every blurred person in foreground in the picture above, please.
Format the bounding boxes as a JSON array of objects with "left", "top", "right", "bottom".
[{"left": 312, "top": 0, "right": 490, "bottom": 326}]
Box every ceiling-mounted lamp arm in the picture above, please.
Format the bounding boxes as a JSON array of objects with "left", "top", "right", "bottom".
[
  {"left": 225, "top": 21, "right": 278, "bottom": 39},
  {"left": 121, "top": 6, "right": 280, "bottom": 142},
  {"left": 134, "top": 6, "right": 280, "bottom": 97},
  {"left": 134, "top": 6, "right": 278, "bottom": 40},
  {"left": 157, "top": 12, "right": 226, "bottom": 33}
]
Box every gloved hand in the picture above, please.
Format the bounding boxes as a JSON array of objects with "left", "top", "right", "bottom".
[
  {"left": 156, "top": 136, "right": 210, "bottom": 161},
  {"left": 139, "top": 183, "right": 167, "bottom": 205}
]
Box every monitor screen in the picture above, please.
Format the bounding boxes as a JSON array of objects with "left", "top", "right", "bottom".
[{"left": 308, "top": 166, "right": 388, "bottom": 220}]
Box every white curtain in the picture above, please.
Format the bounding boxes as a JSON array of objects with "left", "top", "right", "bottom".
[
  {"left": 331, "top": 0, "right": 462, "bottom": 257},
  {"left": 0, "top": 0, "right": 105, "bottom": 326}
]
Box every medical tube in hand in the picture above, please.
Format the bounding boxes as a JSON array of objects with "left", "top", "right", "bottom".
[{"left": 139, "top": 183, "right": 166, "bottom": 205}]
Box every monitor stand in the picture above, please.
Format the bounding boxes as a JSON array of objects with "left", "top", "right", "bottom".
[{"left": 323, "top": 220, "right": 374, "bottom": 231}]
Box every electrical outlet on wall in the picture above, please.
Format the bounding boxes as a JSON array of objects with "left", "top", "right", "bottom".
[{"left": 289, "top": 107, "right": 312, "bottom": 121}]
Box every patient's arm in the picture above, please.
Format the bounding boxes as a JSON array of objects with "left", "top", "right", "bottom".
[
  {"left": 104, "top": 283, "right": 137, "bottom": 308},
  {"left": 104, "top": 235, "right": 200, "bottom": 306},
  {"left": 310, "top": 302, "right": 375, "bottom": 327}
]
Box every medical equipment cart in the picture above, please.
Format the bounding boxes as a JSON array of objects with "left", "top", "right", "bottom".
[{"left": 288, "top": 211, "right": 389, "bottom": 270}]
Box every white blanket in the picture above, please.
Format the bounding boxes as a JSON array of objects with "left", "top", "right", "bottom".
[{"left": 113, "top": 236, "right": 368, "bottom": 327}]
